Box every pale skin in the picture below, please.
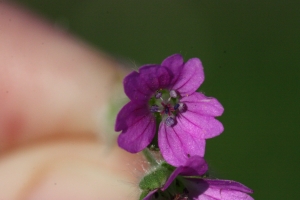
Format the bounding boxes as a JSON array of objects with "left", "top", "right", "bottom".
[{"left": 0, "top": 3, "right": 144, "bottom": 199}]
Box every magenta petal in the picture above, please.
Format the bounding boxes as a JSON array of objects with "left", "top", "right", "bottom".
[
  {"left": 161, "top": 54, "right": 184, "bottom": 86},
  {"left": 181, "top": 92, "right": 224, "bottom": 117},
  {"left": 196, "top": 179, "right": 254, "bottom": 200},
  {"left": 139, "top": 64, "right": 172, "bottom": 90},
  {"left": 162, "top": 156, "right": 208, "bottom": 190},
  {"left": 172, "top": 58, "right": 204, "bottom": 95},
  {"left": 123, "top": 71, "right": 153, "bottom": 101},
  {"left": 115, "top": 101, "right": 148, "bottom": 131},
  {"left": 216, "top": 190, "right": 254, "bottom": 200},
  {"left": 158, "top": 122, "right": 206, "bottom": 167},
  {"left": 177, "top": 110, "right": 224, "bottom": 139},
  {"left": 116, "top": 102, "right": 156, "bottom": 153},
  {"left": 204, "top": 179, "right": 253, "bottom": 194},
  {"left": 161, "top": 54, "right": 184, "bottom": 69},
  {"left": 178, "top": 156, "right": 208, "bottom": 176},
  {"left": 182, "top": 179, "right": 253, "bottom": 200},
  {"left": 117, "top": 117, "right": 155, "bottom": 153}
]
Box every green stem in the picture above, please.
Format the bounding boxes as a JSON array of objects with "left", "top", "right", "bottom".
[{"left": 142, "top": 148, "right": 158, "bottom": 166}]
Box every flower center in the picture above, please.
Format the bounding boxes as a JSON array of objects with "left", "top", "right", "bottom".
[{"left": 149, "top": 89, "right": 185, "bottom": 127}]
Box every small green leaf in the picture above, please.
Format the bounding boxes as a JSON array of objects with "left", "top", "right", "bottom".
[{"left": 139, "top": 162, "right": 174, "bottom": 191}]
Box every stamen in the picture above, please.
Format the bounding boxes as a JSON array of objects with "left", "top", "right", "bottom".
[
  {"left": 165, "top": 116, "right": 175, "bottom": 127},
  {"left": 178, "top": 103, "right": 186, "bottom": 112},
  {"left": 169, "top": 90, "right": 177, "bottom": 98},
  {"left": 174, "top": 103, "right": 180, "bottom": 110},
  {"left": 150, "top": 105, "right": 160, "bottom": 113},
  {"left": 155, "top": 91, "right": 162, "bottom": 99},
  {"left": 150, "top": 89, "right": 185, "bottom": 125}
]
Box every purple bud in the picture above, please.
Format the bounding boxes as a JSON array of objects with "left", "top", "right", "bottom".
[
  {"left": 169, "top": 90, "right": 177, "bottom": 98},
  {"left": 165, "top": 117, "right": 175, "bottom": 127}
]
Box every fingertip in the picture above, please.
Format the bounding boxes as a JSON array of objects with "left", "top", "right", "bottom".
[{"left": 0, "top": 2, "right": 124, "bottom": 150}]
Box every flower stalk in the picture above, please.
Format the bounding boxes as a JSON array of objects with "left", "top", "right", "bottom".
[{"left": 142, "top": 148, "right": 159, "bottom": 167}]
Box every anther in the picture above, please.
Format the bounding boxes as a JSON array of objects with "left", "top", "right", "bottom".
[
  {"left": 165, "top": 116, "right": 175, "bottom": 127},
  {"left": 174, "top": 103, "right": 180, "bottom": 110},
  {"left": 155, "top": 91, "right": 162, "bottom": 99},
  {"left": 150, "top": 105, "right": 160, "bottom": 113},
  {"left": 169, "top": 90, "right": 177, "bottom": 98},
  {"left": 178, "top": 103, "right": 186, "bottom": 112}
]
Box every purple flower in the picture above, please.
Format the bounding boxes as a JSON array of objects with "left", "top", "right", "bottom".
[
  {"left": 143, "top": 156, "right": 254, "bottom": 200},
  {"left": 115, "top": 54, "right": 224, "bottom": 166}
]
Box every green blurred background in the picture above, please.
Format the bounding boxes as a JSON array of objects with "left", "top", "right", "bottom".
[{"left": 15, "top": 1, "right": 299, "bottom": 199}]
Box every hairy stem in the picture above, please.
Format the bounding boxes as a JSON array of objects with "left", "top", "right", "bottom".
[{"left": 142, "top": 148, "right": 159, "bottom": 166}]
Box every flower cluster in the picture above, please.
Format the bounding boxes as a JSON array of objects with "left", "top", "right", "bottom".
[{"left": 115, "top": 54, "right": 253, "bottom": 199}]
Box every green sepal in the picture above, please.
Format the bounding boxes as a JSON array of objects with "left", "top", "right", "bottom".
[{"left": 139, "top": 162, "right": 175, "bottom": 191}]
